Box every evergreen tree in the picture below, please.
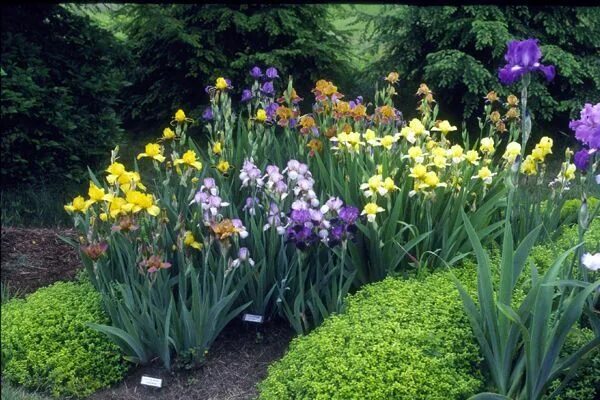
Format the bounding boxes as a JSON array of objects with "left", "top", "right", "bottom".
[
  {"left": 365, "top": 6, "right": 600, "bottom": 129},
  {"left": 121, "top": 4, "right": 352, "bottom": 133}
]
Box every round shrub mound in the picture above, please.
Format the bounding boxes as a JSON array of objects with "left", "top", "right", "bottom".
[
  {"left": 259, "top": 268, "right": 483, "bottom": 400},
  {"left": 1, "top": 281, "right": 127, "bottom": 398}
]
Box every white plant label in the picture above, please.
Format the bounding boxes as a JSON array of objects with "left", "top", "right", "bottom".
[
  {"left": 140, "top": 376, "right": 162, "bottom": 388},
  {"left": 242, "top": 313, "right": 264, "bottom": 323}
]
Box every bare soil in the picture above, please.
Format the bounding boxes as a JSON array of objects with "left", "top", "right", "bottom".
[
  {"left": 1, "top": 226, "right": 293, "bottom": 400},
  {"left": 1, "top": 226, "right": 81, "bottom": 293}
]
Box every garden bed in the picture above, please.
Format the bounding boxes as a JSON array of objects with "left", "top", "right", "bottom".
[
  {"left": 89, "top": 320, "right": 292, "bottom": 400},
  {"left": 1, "top": 227, "right": 81, "bottom": 293},
  {"left": 1, "top": 226, "right": 294, "bottom": 400}
]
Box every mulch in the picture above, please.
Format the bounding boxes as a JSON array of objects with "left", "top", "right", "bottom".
[
  {"left": 0, "top": 226, "right": 294, "bottom": 400},
  {"left": 89, "top": 319, "right": 294, "bottom": 400},
  {"left": 0, "top": 226, "right": 82, "bottom": 294}
]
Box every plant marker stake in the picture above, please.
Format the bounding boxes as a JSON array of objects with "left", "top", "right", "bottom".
[{"left": 140, "top": 376, "right": 162, "bottom": 388}]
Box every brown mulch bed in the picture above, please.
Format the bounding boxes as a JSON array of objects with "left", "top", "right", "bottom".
[
  {"left": 90, "top": 320, "right": 293, "bottom": 400},
  {"left": 1, "top": 226, "right": 294, "bottom": 400},
  {"left": 1, "top": 226, "right": 81, "bottom": 294}
]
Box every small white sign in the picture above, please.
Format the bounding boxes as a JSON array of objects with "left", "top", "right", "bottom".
[
  {"left": 140, "top": 376, "right": 162, "bottom": 388},
  {"left": 242, "top": 313, "right": 264, "bottom": 323}
]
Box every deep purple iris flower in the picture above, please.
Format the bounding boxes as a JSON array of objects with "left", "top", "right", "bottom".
[
  {"left": 339, "top": 206, "right": 359, "bottom": 225},
  {"left": 250, "top": 66, "right": 262, "bottom": 79},
  {"left": 261, "top": 81, "right": 275, "bottom": 96},
  {"left": 569, "top": 103, "right": 600, "bottom": 149},
  {"left": 266, "top": 67, "right": 279, "bottom": 79},
  {"left": 202, "top": 107, "right": 213, "bottom": 121},
  {"left": 241, "top": 89, "right": 253, "bottom": 102},
  {"left": 574, "top": 149, "right": 591, "bottom": 171},
  {"left": 498, "top": 39, "right": 555, "bottom": 85},
  {"left": 286, "top": 225, "right": 317, "bottom": 250}
]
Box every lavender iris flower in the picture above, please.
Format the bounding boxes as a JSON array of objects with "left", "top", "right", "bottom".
[
  {"left": 241, "top": 89, "right": 253, "bottom": 102},
  {"left": 569, "top": 103, "right": 600, "bottom": 149},
  {"left": 261, "top": 81, "right": 275, "bottom": 96},
  {"left": 266, "top": 67, "right": 279, "bottom": 79},
  {"left": 498, "top": 39, "right": 555, "bottom": 85},
  {"left": 250, "top": 66, "right": 262, "bottom": 79}
]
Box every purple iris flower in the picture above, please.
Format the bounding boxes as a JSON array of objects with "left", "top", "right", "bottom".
[
  {"left": 266, "top": 67, "right": 279, "bottom": 79},
  {"left": 570, "top": 103, "right": 600, "bottom": 149},
  {"left": 291, "top": 209, "right": 311, "bottom": 225},
  {"left": 574, "top": 149, "right": 591, "bottom": 171},
  {"left": 202, "top": 107, "right": 213, "bottom": 121},
  {"left": 498, "top": 39, "right": 555, "bottom": 85},
  {"left": 339, "top": 206, "right": 359, "bottom": 225},
  {"left": 261, "top": 81, "right": 275, "bottom": 96},
  {"left": 250, "top": 66, "right": 262, "bottom": 79},
  {"left": 241, "top": 89, "right": 253, "bottom": 102},
  {"left": 266, "top": 102, "right": 279, "bottom": 119}
]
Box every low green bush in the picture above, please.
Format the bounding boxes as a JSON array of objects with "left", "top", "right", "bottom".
[
  {"left": 551, "top": 327, "right": 600, "bottom": 400},
  {"left": 1, "top": 281, "right": 127, "bottom": 398},
  {"left": 259, "top": 219, "right": 600, "bottom": 400},
  {"left": 258, "top": 268, "right": 484, "bottom": 399}
]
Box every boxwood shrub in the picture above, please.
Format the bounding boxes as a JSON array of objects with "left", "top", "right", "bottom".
[
  {"left": 1, "top": 281, "right": 127, "bottom": 398},
  {"left": 259, "top": 268, "right": 483, "bottom": 399},
  {"left": 259, "top": 217, "right": 600, "bottom": 400}
]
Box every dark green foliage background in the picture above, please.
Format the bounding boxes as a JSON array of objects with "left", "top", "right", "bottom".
[
  {"left": 120, "top": 4, "right": 352, "bottom": 134},
  {"left": 2, "top": 4, "right": 599, "bottom": 205},
  {"left": 0, "top": 5, "right": 127, "bottom": 185},
  {"left": 363, "top": 6, "right": 600, "bottom": 131}
]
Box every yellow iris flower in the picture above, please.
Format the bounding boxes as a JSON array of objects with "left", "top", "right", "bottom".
[
  {"left": 212, "top": 142, "right": 223, "bottom": 155},
  {"left": 362, "top": 202, "right": 385, "bottom": 223},
  {"left": 122, "top": 190, "right": 160, "bottom": 216},
  {"left": 106, "top": 162, "right": 126, "bottom": 185},
  {"left": 137, "top": 143, "right": 166, "bottom": 163},
  {"left": 173, "top": 150, "right": 203, "bottom": 170},
  {"left": 256, "top": 109, "right": 267, "bottom": 122},
  {"left": 175, "top": 109, "right": 186, "bottom": 123},
  {"left": 432, "top": 120, "right": 457, "bottom": 135},
  {"left": 64, "top": 195, "right": 89, "bottom": 213},
  {"left": 215, "top": 77, "right": 228, "bottom": 90},
  {"left": 503, "top": 142, "right": 522, "bottom": 163},
  {"left": 521, "top": 155, "right": 538, "bottom": 176},
  {"left": 216, "top": 160, "right": 231, "bottom": 174},
  {"left": 162, "top": 127, "right": 175, "bottom": 140},
  {"left": 184, "top": 231, "right": 203, "bottom": 250},
  {"left": 480, "top": 137, "right": 495, "bottom": 154}
]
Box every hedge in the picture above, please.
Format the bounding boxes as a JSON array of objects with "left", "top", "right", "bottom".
[
  {"left": 259, "top": 216, "right": 599, "bottom": 400},
  {"left": 1, "top": 280, "right": 127, "bottom": 398}
]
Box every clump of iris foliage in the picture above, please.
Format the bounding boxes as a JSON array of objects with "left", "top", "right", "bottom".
[{"left": 62, "top": 35, "right": 599, "bottom": 400}]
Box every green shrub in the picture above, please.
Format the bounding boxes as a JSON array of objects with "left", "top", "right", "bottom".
[
  {"left": 259, "top": 224, "right": 600, "bottom": 399},
  {"left": 1, "top": 281, "right": 127, "bottom": 398},
  {"left": 365, "top": 6, "right": 600, "bottom": 126},
  {"left": 551, "top": 328, "right": 600, "bottom": 400},
  {"left": 560, "top": 197, "right": 599, "bottom": 223},
  {"left": 1, "top": 5, "right": 127, "bottom": 185},
  {"left": 258, "top": 268, "right": 484, "bottom": 399}
]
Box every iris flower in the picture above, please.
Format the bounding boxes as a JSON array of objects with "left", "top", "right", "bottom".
[{"left": 498, "top": 39, "right": 555, "bottom": 85}]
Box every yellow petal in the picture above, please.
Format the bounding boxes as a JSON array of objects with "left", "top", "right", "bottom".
[
  {"left": 154, "top": 155, "right": 166, "bottom": 163},
  {"left": 147, "top": 205, "right": 160, "bottom": 216},
  {"left": 137, "top": 153, "right": 148, "bottom": 160}
]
